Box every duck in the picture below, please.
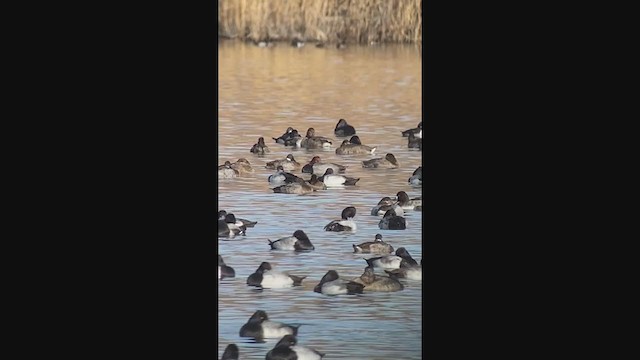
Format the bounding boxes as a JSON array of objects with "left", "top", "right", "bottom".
[
  {"left": 335, "top": 136, "right": 377, "bottom": 155},
  {"left": 385, "top": 259, "right": 422, "bottom": 281},
  {"left": 247, "top": 262, "right": 306, "bottom": 288},
  {"left": 218, "top": 161, "right": 240, "bottom": 179},
  {"left": 296, "top": 128, "right": 333, "bottom": 149},
  {"left": 370, "top": 197, "right": 405, "bottom": 216},
  {"left": 265, "top": 154, "right": 302, "bottom": 171},
  {"left": 283, "top": 129, "right": 303, "bottom": 146},
  {"left": 218, "top": 210, "right": 257, "bottom": 228},
  {"left": 408, "top": 166, "right": 422, "bottom": 186},
  {"left": 364, "top": 247, "right": 418, "bottom": 269},
  {"left": 301, "top": 156, "right": 347, "bottom": 175},
  {"left": 334, "top": 118, "right": 356, "bottom": 137},
  {"left": 408, "top": 132, "right": 422, "bottom": 149},
  {"left": 266, "top": 335, "right": 325, "bottom": 360},
  {"left": 218, "top": 214, "right": 246, "bottom": 237},
  {"left": 313, "top": 270, "right": 365, "bottom": 295},
  {"left": 218, "top": 255, "right": 236, "bottom": 279},
  {"left": 221, "top": 344, "right": 239, "bottom": 360},
  {"left": 272, "top": 178, "right": 317, "bottom": 194},
  {"left": 230, "top": 158, "right": 254, "bottom": 174},
  {"left": 268, "top": 230, "right": 315, "bottom": 251},
  {"left": 250, "top": 137, "right": 270, "bottom": 154},
  {"left": 378, "top": 208, "right": 407, "bottom": 230},
  {"left": 272, "top": 127, "right": 298, "bottom": 144},
  {"left": 396, "top": 191, "right": 422, "bottom": 209},
  {"left": 268, "top": 165, "right": 304, "bottom": 185},
  {"left": 362, "top": 153, "right": 399, "bottom": 168},
  {"left": 323, "top": 206, "right": 357, "bottom": 232},
  {"left": 308, "top": 174, "right": 327, "bottom": 190},
  {"left": 291, "top": 38, "right": 305, "bottom": 48},
  {"left": 318, "top": 168, "right": 360, "bottom": 186},
  {"left": 351, "top": 266, "right": 404, "bottom": 292},
  {"left": 352, "top": 234, "right": 394, "bottom": 254},
  {"left": 402, "top": 121, "right": 422, "bottom": 138},
  {"left": 239, "top": 310, "right": 300, "bottom": 340}
]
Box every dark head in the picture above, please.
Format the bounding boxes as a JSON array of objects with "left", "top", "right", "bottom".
[
  {"left": 290, "top": 129, "right": 299, "bottom": 136},
  {"left": 306, "top": 128, "right": 316, "bottom": 138},
  {"left": 257, "top": 262, "right": 272, "bottom": 272},
  {"left": 221, "top": 344, "right": 239, "bottom": 360},
  {"left": 276, "top": 165, "right": 285, "bottom": 172},
  {"left": 292, "top": 230, "right": 309, "bottom": 242},
  {"left": 225, "top": 213, "right": 237, "bottom": 223},
  {"left": 236, "top": 158, "right": 251, "bottom": 165},
  {"left": 375, "top": 234, "right": 383, "bottom": 241},
  {"left": 385, "top": 153, "right": 398, "bottom": 165},
  {"left": 275, "top": 335, "right": 297, "bottom": 348},
  {"left": 319, "top": 270, "right": 339, "bottom": 285},
  {"left": 309, "top": 174, "right": 319, "bottom": 184},
  {"left": 341, "top": 206, "right": 357, "bottom": 220},
  {"left": 286, "top": 126, "right": 294, "bottom": 133},
  {"left": 224, "top": 161, "right": 232, "bottom": 167},
  {"left": 218, "top": 255, "right": 225, "bottom": 265},
  {"left": 323, "top": 168, "right": 334, "bottom": 176},
  {"left": 361, "top": 266, "right": 376, "bottom": 284},
  {"left": 248, "top": 310, "right": 269, "bottom": 322},
  {"left": 418, "top": 121, "right": 422, "bottom": 129},
  {"left": 286, "top": 154, "right": 296, "bottom": 162},
  {"left": 218, "top": 210, "right": 227, "bottom": 220},
  {"left": 349, "top": 135, "right": 362, "bottom": 145},
  {"left": 396, "top": 247, "right": 411, "bottom": 258},
  {"left": 309, "top": 155, "right": 321, "bottom": 164},
  {"left": 340, "top": 139, "right": 350, "bottom": 146},
  {"left": 396, "top": 191, "right": 410, "bottom": 203},
  {"left": 336, "top": 118, "right": 347, "bottom": 128},
  {"left": 413, "top": 166, "right": 422, "bottom": 176},
  {"left": 378, "top": 197, "right": 392, "bottom": 205},
  {"left": 258, "top": 137, "right": 266, "bottom": 146}
]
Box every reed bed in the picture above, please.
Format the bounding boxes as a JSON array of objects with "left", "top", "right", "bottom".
[{"left": 218, "top": 0, "right": 422, "bottom": 44}]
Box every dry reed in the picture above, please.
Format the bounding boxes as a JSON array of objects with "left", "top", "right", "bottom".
[{"left": 218, "top": 0, "right": 422, "bottom": 44}]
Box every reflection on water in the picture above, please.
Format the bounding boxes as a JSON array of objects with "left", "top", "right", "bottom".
[{"left": 218, "top": 40, "right": 422, "bottom": 359}]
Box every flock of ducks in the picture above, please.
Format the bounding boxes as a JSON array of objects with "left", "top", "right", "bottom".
[{"left": 219, "top": 119, "right": 422, "bottom": 359}]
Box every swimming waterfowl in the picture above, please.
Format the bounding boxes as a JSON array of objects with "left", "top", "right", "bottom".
[
  {"left": 335, "top": 136, "right": 377, "bottom": 155},
  {"left": 351, "top": 266, "right": 404, "bottom": 292},
  {"left": 272, "top": 127, "right": 297, "bottom": 144},
  {"left": 362, "top": 153, "right": 399, "bottom": 168},
  {"left": 268, "top": 165, "right": 304, "bottom": 185},
  {"left": 313, "top": 270, "right": 365, "bottom": 295},
  {"left": 218, "top": 210, "right": 257, "bottom": 228},
  {"left": 272, "top": 178, "right": 317, "bottom": 194},
  {"left": 221, "top": 344, "right": 239, "bottom": 360},
  {"left": 231, "top": 158, "right": 254, "bottom": 174},
  {"left": 266, "top": 335, "right": 325, "bottom": 360},
  {"left": 334, "top": 118, "right": 356, "bottom": 137},
  {"left": 218, "top": 255, "right": 236, "bottom": 279},
  {"left": 283, "top": 129, "right": 303, "bottom": 146},
  {"left": 265, "top": 154, "right": 302, "bottom": 171},
  {"left": 307, "top": 174, "right": 327, "bottom": 190},
  {"left": 296, "top": 128, "right": 333, "bottom": 149},
  {"left": 378, "top": 208, "right": 407, "bottom": 230},
  {"left": 323, "top": 206, "right": 357, "bottom": 232},
  {"left": 218, "top": 214, "right": 246, "bottom": 237},
  {"left": 268, "top": 230, "right": 315, "bottom": 251},
  {"left": 370, "top": 197, "right": 405, "bottom": 216},
  {"left": 396, "top": 191, "right": 422, "bottom": 209},
  {"left": 239, "top": 310, "right": 300, "bottom": 340},
  {"left": 408, "top": 132, "right": 422, "bottom": 149},
  {"left": 250, "top": 137, "right": 270, "bottom": 154},
  {"left": 402, "top": 121, "right": 422, "bottom": 138},
  {"left": 318, "top": 168, "right": 360, "bottom": 186},
  {"left": 352, "top": 234, "right": 394, "bottom": 254},
  {"left": 302, "top": 156, "right": 347, "bottom": 175},
  {"left": 385, "top": 259, "right": 422, "bottom": 281},
  {"left": 218, "top": 161, "right": 240, "bottom": 179},
  {"left": 247, "top": 262, "right": 306, "bottom": 288},
  {"left": 364, "top": 247, "right": 417, "bottom": 269},
  {"left": 408, "top": 166, "right": 422, "bottom": 186},
  {"left": 291, "top": 38, "right": 305, "bottom": 48}
]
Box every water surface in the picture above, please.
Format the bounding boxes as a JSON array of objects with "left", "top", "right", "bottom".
[{"left": 218, "top": 40, "right": 422, "bottom": 360}]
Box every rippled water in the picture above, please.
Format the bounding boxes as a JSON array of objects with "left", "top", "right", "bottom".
[{"left": 218, "top": 40, "right": 422, "bottom": 360}]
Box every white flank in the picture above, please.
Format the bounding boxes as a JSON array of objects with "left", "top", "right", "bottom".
[
  {"left": 260, "top": 271, "right": 294, "bottom": 288},
  {"left": 291, "top": 346, "right": 323, "bottom": 360},
  {"left": 268, "top": 173, "right": 285, "bottom": 185},
  {"left": 405, "top": 267, "right": 422, "bottom": 281},
  {"left": 218, "top": 266, "right": 221, "bottom": 279},
  {"left": 323, "top": 175, "right": 346, "bottom": 187},
  {"left": 261, "top": 321, "right": 295, "bottom": 338},
  {"left": 321, "top": 280, "right": 348, "bottom": 295},
  {"left": 372, "top": 255, "right": 403, "bottom": 269},
  {"left": 338, "top": 219, "right": 357, "bottom": 231}
]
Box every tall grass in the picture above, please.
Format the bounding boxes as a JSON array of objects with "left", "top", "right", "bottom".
[{"left": 218, "top": 0, "right": 422, "bottom": 44}]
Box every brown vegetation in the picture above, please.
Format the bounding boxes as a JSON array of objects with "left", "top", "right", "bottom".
[{"left": 218, "top": 0, "right": 422, "bottom": 44}]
